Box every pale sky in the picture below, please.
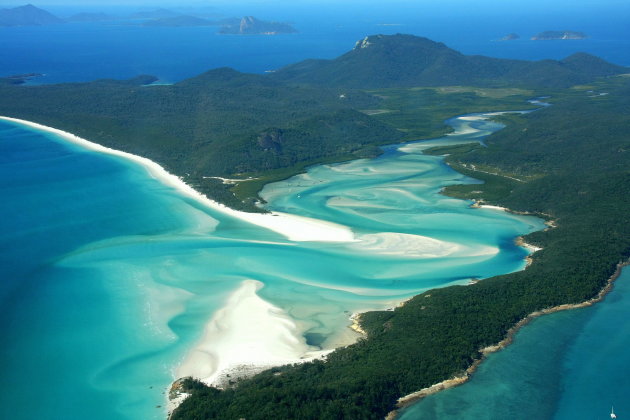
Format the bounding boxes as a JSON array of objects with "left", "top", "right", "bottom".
[
  {"left": 5, "top": 0, "right": 629, "bottom": 6},
  {"left": 4, "top": 0, "right": 629, "bottom": 20}
]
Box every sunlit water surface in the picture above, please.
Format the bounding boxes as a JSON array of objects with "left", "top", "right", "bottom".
[
  {"left": 0, "top": 114, "right": 545, "bottom": 419},
  {"left": 399, "top": 267, "right": 630, "bottom": 420}
]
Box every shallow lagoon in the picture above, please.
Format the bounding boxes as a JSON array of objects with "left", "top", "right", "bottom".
[{"left": 0, "top": 113, "right": 544, "bottom": 419}]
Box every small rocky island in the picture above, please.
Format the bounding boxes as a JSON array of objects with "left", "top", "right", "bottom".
[
  {"left": 531, "top": 30, "right": 587, "bottom": 40},
  {"left": 499, "top": 33, "right": 520, "bottom": 41},
  {"left": 219, "top": 16, "right": 297, "bottom": 35}
]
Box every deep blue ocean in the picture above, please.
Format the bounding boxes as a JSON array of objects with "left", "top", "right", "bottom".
[
  {"left": 1, "top": 2, "right": 629, "bottom": 419},
  {"left": 0, "top": 2, "right": 629, "bottom": 84}
]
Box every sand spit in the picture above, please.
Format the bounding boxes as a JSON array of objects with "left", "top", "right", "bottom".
[
  {"left": 0, "top": 116, "right": 356, "bottom": 243},
  {"left": 351, "top": 232, "right": 460, "bottom": 258},
  {"left": 170, "top": 280, "right": 331, "bottom": 413},
  {"left": 2, "top": 116, "right": 556, "bottom": 418},
  {"left": 386, "top": 259, "right": 630, "bottom": 419},
  {"left": 175, "top": 280, "right": 329, "bottom": 387},
  {"left": 0, "top": 116, "right": 357, "bottom": 415}
]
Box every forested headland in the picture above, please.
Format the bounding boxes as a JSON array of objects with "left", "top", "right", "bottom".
[
  {"left": 1, "top": 34, "right": 628, "bottom": 420},
  {"left": 169, "top": 75, "right": 630, "bottom": 420},
  {"left": 1, "top": 34, "right": 624, "bottom": 211}
]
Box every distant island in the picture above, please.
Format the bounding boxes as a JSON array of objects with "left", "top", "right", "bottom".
[
  {"left": 0, "top": 4, "right": 63, "bottom": 26},
  {"left": 0, "top": 73, "right": 44, "bottom": 85},
  {"left": 219, "top": 16, "right": 297, "bottom": 35},
  {"left": 531, "top": 30, "right": 588, "bottom": 40},
  {"left": 142, "top": 15, "right": 216, "bottom": 27},
  {"left": 0, "top": 5, "right": 297, "bottom": 35},
  {"left": 66, "top": 12, "right": 116, "bottom": 22},
  {"left": 272, "top": 34, "right": 622, "bottom": 89},
  {"left": 129, "top": 8, "right": 181, "bottom": 20},
  {"left": 499, "top": 33, "right": 520, "bottom": 41}
]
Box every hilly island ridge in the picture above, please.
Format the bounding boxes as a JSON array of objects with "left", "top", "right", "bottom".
[
  {"left": 0, "top": 4, "right": 296, "bottom": 34},
  {"left": 0, "top": 3, "right": 63, "bottom": 26},
  {"left": 1, "top": 34, "right": 629, "bottom": 419}
]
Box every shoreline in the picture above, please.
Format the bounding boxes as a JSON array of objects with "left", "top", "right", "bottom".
[
  {"left": 1, "top": 114, "right": 552, "bottom": 419},
  {"left": 0, "top": 116, "right": 357, "bottom": 244},
  {"left": 349, "top": 313, "right": 367, "bottom": 335},
  {"left": 515, "top": 236, "right": 543, "bottom": 267},
  {"left": 470, "top": 199, "right": 550, "bottom": 267},
  {"left": 386, "top": 259, "right": 630, "bottom": 419},
  {"left": 174, "top": 280, "right": 332, "bottom": 388},
  {"left": 0, "top": 116, "right": 360, "bottom": 417},
  {"left": 170, "top": 280, "right": 333, "bottom": 415}
]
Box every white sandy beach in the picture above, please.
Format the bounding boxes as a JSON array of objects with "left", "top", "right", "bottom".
[
  {"left": 0, "top": 117, "right": 369, "bottom": 377},
  {"left": 450, "top": 111, "right": 527, "bottom": 137},
  {"left": 479, "top": 204, "right": 508, "bottom": 211},
  {"left": 0, "top": 116, "right": 356, "bottom": 243},
  {"left": 352, "top": 232, "right": 460, "bottom": 258},
  {"left": 447, "top": 115, "right": 489, "bottom": 135},
  {"left": 176, "top": 280, "right": 329, "bottom": 387},
  {"left": 3, "top": 115, "right": 540, "bottom": 417},
  {"left": 458, "top": 115, "right": 488, "bottom": 121}
]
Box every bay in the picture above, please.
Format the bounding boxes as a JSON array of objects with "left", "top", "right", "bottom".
[
  {"left": 0, "top": 110, "right": 543, "bottom": 419},
  {"left": 1, "top": 2, "right": 629, "bottom": 85}
]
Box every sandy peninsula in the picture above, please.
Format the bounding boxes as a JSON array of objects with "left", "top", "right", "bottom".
[
  {"left": 0, "top": 115, "right": 550, "bottom": 419},
  {"left": 176, "top": 280, "right": 330, "bottom": 387}
]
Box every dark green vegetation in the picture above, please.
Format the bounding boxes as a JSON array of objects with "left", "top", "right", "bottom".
[
  {"left": 8, "top": 34, "right": 612, "bottom": 211},
  {"left": 2, "top": 33, "right": 629, "bottom": 418},
  {"left": 0, "top": 68, "right": 399, "bottom": 211},
  {"left": 365, "top": 86, "right": 538, "bottom": 141},
  {"left": 171, "top": 76, "right": 630, "bottom": 420},
  {"left": 272, "top": 34, "right": 625, "bottom": 88}
]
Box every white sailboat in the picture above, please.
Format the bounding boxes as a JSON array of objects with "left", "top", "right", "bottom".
[{"left": 611, "top": 406, "right": 617, "bottom": 419}]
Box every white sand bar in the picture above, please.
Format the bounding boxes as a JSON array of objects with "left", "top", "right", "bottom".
[
  {"left": 458, "top": 115, "right": 488, "bottom": 121},
  {"left": 479, "top": 204, "right": 508, "bottom": 211},
  {"left": 0, "top": 116, "right": 356, "bottom": 243},
  {"left": 176, "top": 280, "right": 328, "bottom": 387},
  {"left": 352, "top": 232, "right": 460, "bottom": 258}
]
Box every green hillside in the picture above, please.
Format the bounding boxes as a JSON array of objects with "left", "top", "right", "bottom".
[
  {"left": 2, "top": 35, "right": 626, "bottom": 211},
  {"left": 1, "top": 32, "right": 629, "bottom": 420},
  {"left": 272, "top": 34, "right": 627, "bottom": 88},
  {"left": 0, "top": 68, "right": 398, "bottom": 210},
  {"left": 171, "top": 75, "right": 630, "bottom": 420}
]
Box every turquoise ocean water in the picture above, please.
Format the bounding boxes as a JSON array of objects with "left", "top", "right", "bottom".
[
  {"left": 0, "top": 112, "right": 545, "bottom": 419},
  {"left": 399, "top": 266, "right": 630, "bottom": 420},
  {"left": 2, "top": 3, "right": 629, "bottom": 418}
]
